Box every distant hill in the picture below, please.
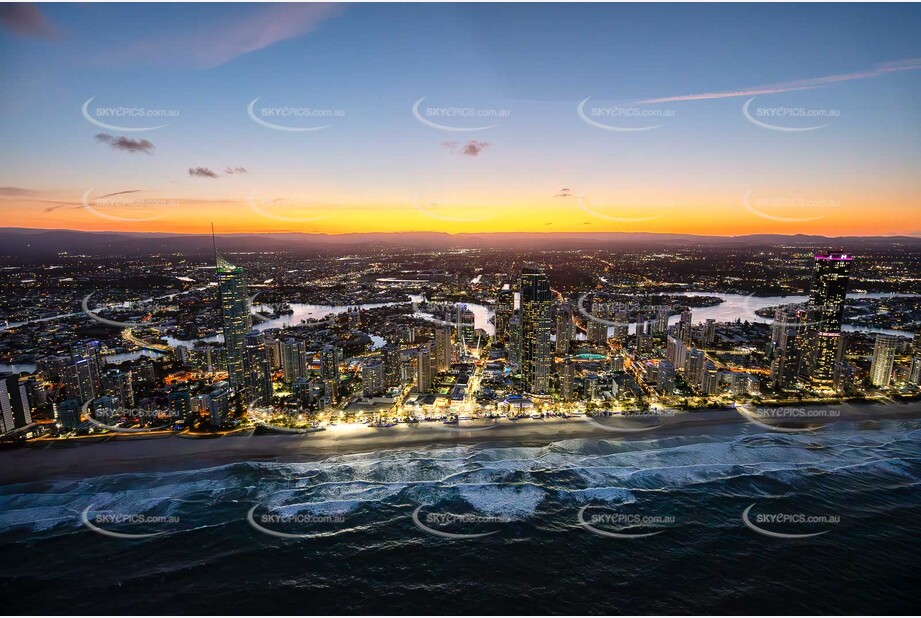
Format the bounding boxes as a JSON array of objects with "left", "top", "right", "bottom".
[{"left": 0, "top": 227, "right": 916, "bottom": 259}]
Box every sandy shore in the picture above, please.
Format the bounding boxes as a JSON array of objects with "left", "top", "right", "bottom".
[{"left": 2, "top": 400, "right": 919, "bottom": 484}]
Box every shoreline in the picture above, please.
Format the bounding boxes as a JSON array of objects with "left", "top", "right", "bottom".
[{"left": 2, "top": 400, "right": 919, "bottom": 485}]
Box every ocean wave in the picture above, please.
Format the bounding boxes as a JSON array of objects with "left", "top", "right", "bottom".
[{"left": 1, "top": 424, "right": 919, "bottom": 537}]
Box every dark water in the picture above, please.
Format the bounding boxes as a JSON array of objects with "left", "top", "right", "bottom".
[{"left": 1, "top": 420, "right": 920, "bottom": 615}]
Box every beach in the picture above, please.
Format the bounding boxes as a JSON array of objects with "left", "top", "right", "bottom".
[{"left": 3, "top": 400, "right": 919, "bottom": 484}]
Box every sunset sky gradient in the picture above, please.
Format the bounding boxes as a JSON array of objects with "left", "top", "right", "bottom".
[{"left": 1, "top": 3, "right": 919, "bottom": 236}]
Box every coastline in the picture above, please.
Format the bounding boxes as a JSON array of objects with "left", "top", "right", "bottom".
[{"left": 3, "top": 400, "right": 919, "bottom": 485}]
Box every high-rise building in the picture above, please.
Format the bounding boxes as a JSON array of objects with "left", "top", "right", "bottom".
[
  {"left": 654, "top": 305, "right": 670, "bottom": 334},
  {"left": 381, "top": 343, "right": 401, "bottom": 387},
  {"left": 434, "top": 324, "right": 453, "bottom": 371},
  {"left": 494, "top": 286, "right": 514, "bottom": 343},
  {"left": 559, "top": 359, "right": 575, "bottom": 401},
  {"left": 320, "top": 345, "right": 339, "bottom": 381},
  {"left": 416, "top": 342, "right": 433, "bottom": 392},
  {"left": 509, "top": 314, "right": 522, "bottom": 367},
  {"left": 833, "top": 361, "right": 859, "bottom": 394},
  {"left": 244, "top": 332, "right": 273, "bottom": 404},
  {"left": 666, "top": 335, "right": 687, "bottom": 370},
  {"left": 280, "top": 338, "right": 308, "bottom": 382},
  {"left": 56, "top": 399, "right": 81, "bottom": 431},
  {"left": 459, "top": 309, "right": 476, "bottom": 350},
  {"left": 869, "top": 333, "right": 899, "bottom": 387},
  {"left": 635, "top": 325, "right": 652, "bottom": 355},
  {"left": 677, "top": 310, "right": 693, "bottom": 343},
  {"left": 587, "top": 298, "right": 609, "bottom": 345},
  {"left": 806, "top": 253, "right": 853, "bottom": 386},
  {"left": 773, "top": 334, "right": 804, "bottom": 391},
  {"left": 685, "top": 349, "right": 706, "bottom": 388},
  {"left": 167, "top": 390, "right": 193, "bottom": 418},
  {"left": 519, "top": 267, "right": 552, "bottom": 393},
  {"left": 701, "top": 361, "right": 720, "bottom": 395},
  {"left": 216, "top": 252, "right": 252, "bottom": 392},
  {"left": 908, "top": 356, "right": 921, "bottom": 386},
  {"left": 658, "top": 361, "right": 676, "bottom": 395},
  {"left": 703, "top": 319, "right": 716, "bottom": 345},
  {"left": 101, "top": 368, "right": 134, "bottom": 409},
  {"left": 555, "top": 304, "right": 573, "bottom": 355},
  {"left": 0, "top": 373, "right": 32, "bottom": 433},
  {"left": 612, "top": 311, "right": 629, "bottom": 341},
  {"left": 71, "top": 341, "right": 103, "bottom": 397},
  {"left": 362, "top": 360, "right": 385, "bottom": 397}
]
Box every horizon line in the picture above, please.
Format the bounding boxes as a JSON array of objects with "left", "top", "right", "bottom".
[{"left": 1, "top": 226, "right": 918, "bottom": 240}]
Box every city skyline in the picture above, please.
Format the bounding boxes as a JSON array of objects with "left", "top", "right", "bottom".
[
  {"left": 1, "top": 3, "right": 920, "bottom": 236},
  {"left": 1, "top": 4, "right": 920, "bottom": 616}
]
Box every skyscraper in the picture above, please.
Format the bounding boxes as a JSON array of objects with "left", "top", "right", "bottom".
[
  {"left": 555, "top": 303, "right": 573, "bottom": 355},
  {"left": 434, "top": 324, "right": 453, "bottom": 372},
  {"left": 459, "top": 308, "right": 476, "bottom": 350},
  {"left": 559, "top": 359, "right": 575, "bottom": 401},
  {"left": 677, "top": 310, "right": 693, "bottom": 343},
  {"left": 0, "top": 372, "right": 32, "bottom": 433},
  {"left": 703, "top": 319, "right": 717, "bottom": 345},
  {"left": 587, "top": 298, "right": 609, "bottom": 345},
  {"left": 381, "top": 343, "right": 401, "bottom": 387},
  {"left": 655, "top": 305, "right": 670, "bottom": 334},
  {"left": 244, "top": 332, "right": 273, "bottom": 404},
  {"left": 494, "top": 285, "right": 514, "bottom": 343},
  {"left": 416, "top": 342, "right": 433, "bottom": 392},
  {"left": 216, "top": 252, "right": 251, "bottom": 392},
  {"left": 362, "top": 360, "right": 385, "bottom": 397},
  {"left": 806, "top": 253, "right": 853, "bottom": 386},
  {"left": 280, "top": 338, "right": 308, "bottom": 382},
  {"left": 869, "top": 333, "right": 899, "bottom": 387},
  {"left": 519, "top": 266, "right": 552, "bottom": 393}
]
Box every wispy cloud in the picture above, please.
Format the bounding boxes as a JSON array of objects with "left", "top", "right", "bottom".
[
  {"left": 122, "top": 3, "right": 345, "bottom": 69},
  {"left": 44, "top": 190, "right": 143, "bottom": 213},
  {"left": 95, "top": 133, "right": 155, "bottom": 154},
  {"left": 634, "top": 58, "right": 921, "bottom": 104},
  {"left": 0, "top": 186, "right": 41, "bottom": 197},
  {"left": 0, "top": 3, "right": 56, "bottom": 38},
  {"left": 189, "top": 167, "right": 219, "bottom": 179},
  {"left": 554, "top": 188, "right": 573, "bottom": 198},
  {"left": 443, "top": 140, "right": 491, "bottom": 157},
  {"left": 224, "top": 166, "right": 248, "bottom": 175}
]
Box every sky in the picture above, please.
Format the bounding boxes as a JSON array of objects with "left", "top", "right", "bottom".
[{"left": 0, "top": 2, "right": 919, "bottom": 237}]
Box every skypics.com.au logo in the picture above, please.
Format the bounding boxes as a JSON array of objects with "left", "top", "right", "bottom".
[
  {"left": 82, "top": 97, "right": 179, "bottom": 132},
  {"left": 247, "top": 98, "right": 345, "bottom": 132}
]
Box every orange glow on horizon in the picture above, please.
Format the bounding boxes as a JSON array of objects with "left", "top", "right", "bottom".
[{"left": 4, "top": 191, "right": 919, "bottom": 237}]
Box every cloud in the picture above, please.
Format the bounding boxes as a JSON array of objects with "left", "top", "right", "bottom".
[
  {"left": 554, "top": 188, "right": 573, "bottom": 198},
  {"left": 189, "top": 167, "right": 219, "bottom": 179},
  {"left": 95, "top": 133, "right": 155, "bottom": 154},
  {"left": 224, "top": 166, "right": 248, "bottom": 175},
  {"left": 120, "top": 3, "right": 345, "bottom": 69},
  {"left": 443, "top": 140, "right": 491, "bottom": 157},
  {"left": 0, "top": 3, "right": 56, "bottom": 38},
  {"left": 634, "top": 58, "right": 921, "bottom": 105},
  {"left": 0, "top": 186, "right": 41, "bottom": 197},
  {"left": 44, "top": 190, "right": 142, "bottom": 213}
]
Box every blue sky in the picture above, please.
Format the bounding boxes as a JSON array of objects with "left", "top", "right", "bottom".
[{"left": 1, "top": 2, "right": 919, "bottom": 235}]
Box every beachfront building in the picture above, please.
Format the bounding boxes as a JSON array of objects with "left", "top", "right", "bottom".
[
  {"left": 805, "top": 253, "right": 853, "bottom": 387},
  {"left": 869, "top": 333, "right": 899, "bottom": 387},
  {"left": 519, "top": 266, "right": 552, "bottom": 394},
  {"left": 217, "top": 252, "right": 252, "bottom": 393}
]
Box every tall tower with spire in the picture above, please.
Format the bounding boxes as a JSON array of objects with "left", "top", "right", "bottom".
[{"left": 214, "top": 228, "right": 251, "bottom": 394}]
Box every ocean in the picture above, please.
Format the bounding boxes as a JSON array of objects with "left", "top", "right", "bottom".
[{"left": 1, "top": 419, "right": 919, "bottom": 614}]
